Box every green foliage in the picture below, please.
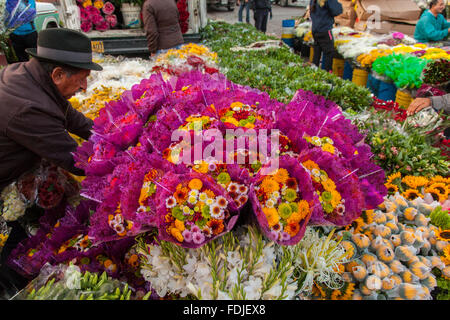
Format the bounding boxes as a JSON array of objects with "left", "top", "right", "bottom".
[
  {"left": 350, "top": 108, "right": 450, "bottom": 177},
  {"left": 201, "top": 21, "right": 372, "bottom": 110},
  {"left": 429, "top": 206, "right": 450, "bottom": 229}
]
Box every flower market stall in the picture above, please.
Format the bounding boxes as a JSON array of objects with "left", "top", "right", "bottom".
[{"left": 0, "top": 20, "right": 449, "bottom": 302}]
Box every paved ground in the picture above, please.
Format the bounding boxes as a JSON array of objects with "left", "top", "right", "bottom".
[{"left": 207, "top": 3, "right": 306, "bottom": 38}]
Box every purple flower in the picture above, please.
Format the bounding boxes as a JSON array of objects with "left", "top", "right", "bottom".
[
  {"left": 268, "top": 230, "right": 279, "bottom": 241},
  {"left": 102, "top": 1, "right": 115, "bottom": 15},
  {"left": 190, "top": 225, "right": 200, "bottom": 233},
  {"left": 281, "top": 232, "right": 291, "bottom": 241},
  {"left": 192, "top": 232, "right": 205, "bottom": 244}
]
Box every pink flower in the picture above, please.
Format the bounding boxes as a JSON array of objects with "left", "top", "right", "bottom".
[
  {"left": 91, "top": 14, "right": 104, "bottom": 26},
  {"left": 95, "top": 19, "right": 110, "bottom": 31},
  {"left": 79, "top": 7, "right": 88, "bottom": 20},
  {"left": 406, "top": 166, "right": 412, "bottom": 171},
  {"left": 85, "top": 5, "right": 101, "bottom": 16},
  {"left": 390, "top": 146, "right": 398, "bottom": 155},
  {"left": 182, "top": 229, "right": 192, "bottom": 242},
  {"left": 392, "top": 32, "right": 405, "bottom": 40},
  {"left": 80, "top": 20, "right": 93, "bottom": 32},
  {"left": 190, "top": 225, "right": 200, "bottom": 233},
  {"left": 105, "top": 14, "right": 117, "bottom": 28},
  {"left": 102, "top": 1, "right": 115, "bottom": 15},
  {"left": 192, "top": 232, "right": 205, "bottom": 244},
  {"left": 379, "top": 153, "right": 386, "bottom": 160}
]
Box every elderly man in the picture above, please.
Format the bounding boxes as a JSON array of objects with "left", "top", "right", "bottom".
[
  {"left": 0, "top": 28, "right": 102, "bottom": 296},
  {"left": 414, "top": 0, "right": 450, "bottom": 43}
]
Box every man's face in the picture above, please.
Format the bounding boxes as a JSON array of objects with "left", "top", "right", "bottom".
[
  {"left": 433, "top": 0, "right": 446, "bottom": 13},
  {"left": 52, "top": 68, "right": 91, "bottom": 99}
]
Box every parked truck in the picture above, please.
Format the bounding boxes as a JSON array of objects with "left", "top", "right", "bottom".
[
  {"left": 206, "top": 0, "right": 236, "bottom": 11},
  {"left": 49, "top": 0, "right": 208, "bottom": 55}
]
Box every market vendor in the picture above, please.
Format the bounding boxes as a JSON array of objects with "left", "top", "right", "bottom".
[
  {"left": 414, "top": 0, "right": 450, "bottom": 43},
  {"left": 0, "top": 28, "right": 102, "bottom": 295}
]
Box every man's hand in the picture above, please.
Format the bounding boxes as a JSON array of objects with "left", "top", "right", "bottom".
[{"left": 407, "top": 97, "right": 432, "bottom": 116}]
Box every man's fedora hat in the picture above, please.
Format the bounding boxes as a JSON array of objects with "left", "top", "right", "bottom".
[{"left": 25, "top": 28, "right": 103, "bottom": 71}]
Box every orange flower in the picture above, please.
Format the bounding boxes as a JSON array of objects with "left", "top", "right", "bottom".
[
  {"left": 297, "top": 200, "right": 310, "bottom": 220},
  {"left": 188, "top": 178, "right": 203, "bottom": 190},
  {"left": 302, "top": 160, "right": 319, "bottom": 171},
  {"left": 273, "top": 168, "right": 289, "bottom": 184},
  {"left": 284, "top": 222, "right": 300, "bottom": 237},
  {"left": 263, "top": 207, "right": 279, "bottom": 227},
  {"left": 260, "top": 177, "right": 279, "bottom": 194},
  {"left": 204, "top": 189, "right": 215, "bottom": 199},
  {"left": 174, "top": 187, "right": 188, "bottom": 204},
  {"left": 170, "top": 227, "right": 184, "bottom": 242},
  {"left": 207, "top": 219, "right": 224, "bottom": 235}
]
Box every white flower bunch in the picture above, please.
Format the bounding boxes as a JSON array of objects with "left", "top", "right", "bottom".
[
  {"left": 1, "top": 182, "right": 27, "bottom": 222},
  {"left": 289, "top": 227, "right": 348, "bottom": 296},
  {"left": 137, "top": 226, "right": 299, "bottom": 300}
]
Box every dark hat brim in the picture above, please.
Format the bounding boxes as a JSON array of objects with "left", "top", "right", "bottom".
[{"left": 25, "top": 48, "right": 103, "bottom": 71}]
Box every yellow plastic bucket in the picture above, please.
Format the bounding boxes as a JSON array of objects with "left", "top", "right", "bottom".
[
  {"left": 309, "top": 47, "right": 314, "bottom": 63},
  {"left": 332, "top": 58, "right": 345, "bottom": 78},
  {"left": 395, "top": 89, "right": 413, "bottom": 109},
  {"left": 352, "top": 68, "right": 369, "bottom": 87}
]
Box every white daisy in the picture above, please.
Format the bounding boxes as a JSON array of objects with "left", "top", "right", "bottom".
[
  {"left": 227, "top": 182, "right": 239, "bottom": 193},
  {"left": 270, "top": 191, "right": 280, "bottom": 200},
  {"left": 198, "top": 192, "right": 209, "bottom": 202},
  {"left": 311, "top": 169, "right": 321, "bottom": 177},
  {"left": 215, "top": 196, "right": 228, "bottom": 209},
  {"left": 165, "top": 196, "right": 177, "bottom": 209},
  {"left": 208, "top": 162, "right": 217, "bottom": 172},
  {"left": 237, "top": 185, "right": 248, "bottom": 195},
  {"left": 137, "top": 205, "right": 148, "bottom": 214},
  {"left": 210, "top": 204, "right": 224, "bottom": 219},
  {"left": 206, "top": 198, "right": 215, "bottom": 206},
  {"left": 265, "top": 199, "right": 275, "bottom": 208},
  {"left": 187, "top": 196, "right": 198, "bottom": 205},
  {"left": 189, "top": 189, "right": 199, "bottom": 198},
  {"left": 182, "top": 206, "right": 191, "bottom": 215},
  {"left": 336, "top": 204, "right": 345, "bottom": 216}
]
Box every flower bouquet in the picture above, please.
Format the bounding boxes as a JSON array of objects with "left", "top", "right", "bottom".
[
  {"left": 177, "top": 0, "right": 189, "bottom": 34},
  {"left": 421, "top": 58, "right": 450, "bottom": 90},
  {"left": 155, "top": 171, "right": 240, "bottom": 248},
  {"left": 249, "top": 155, "right": 318, "bottom": 245},
  {"left": 0, "top": 216, "right": 11, "bottom": 257},
  {"left": 78, "top": 0, "right": 117, "bottom": 32}
]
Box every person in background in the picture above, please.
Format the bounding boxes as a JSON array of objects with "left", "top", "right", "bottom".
[
  {"left": 7, "top": 0, "right": 37, "bottom": 63},
  {"left": 237, "top": 0, "right": 251, "bottom": 24},
  {"left": 252, "top": 0, "right": 272, "bottom": 34},
  {"left": 142, "top": 0, "right": 184, "bottom": 57},
  {"left": 407, "top": 94, "right": 450, "bottom": 116},
  {"left": 0, "top": 28, "right": 102, "bottom": 297},
  {"left": 414, "top": 0, "right": 450, "bottom": 43},
  {"left": 309, "top": 0, "right": 342, "bottom": 72}
]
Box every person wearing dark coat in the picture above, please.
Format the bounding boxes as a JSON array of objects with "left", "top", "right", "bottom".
[
  {"left": 0, "top": 28, "right": 102, "bottom": 297},
  {"left": 309, "top": 0, "right": 342, "bottom": 72},
  {"left": 142, "top": 0, "right": 185, "bottom": 56},
  {"left": 252, "top": 0, "right": 272, "bottom": 34}
]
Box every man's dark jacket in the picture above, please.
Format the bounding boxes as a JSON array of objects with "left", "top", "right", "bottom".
[
  {"left": 0, "top": 58, "right": 93, "bottom": 191},
  {"left": 310, "top": 0, "right": 343, "bottom": 33}
]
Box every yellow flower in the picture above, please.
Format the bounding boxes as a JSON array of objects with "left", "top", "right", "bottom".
[
  {"left": 260, "top": 177, "right": 280, "bottom": 194},
  {"left": 302, "top": 160, "right": 319, "bottom": 172},
  {"left": 386, "top": 172, "right": 401, "bottom": 184},
  {"left": 223, "top": 118, "right": 240, "bottom": 127},
  {"left": 322, "top": 178, "right": 336, "bottom": 192},
  {"left": 385, "top": 183, "right": 399, "bottom": 194},
  {"left": 442, "top": 245, "right": 450, "bottom": 265},
  {"left": 93, "top": 0, "right": 104, "bottom": 9},
  {"left": 229, "top": 101, "right": 244, "bottom": 110},
  {"left": 273, "top": 168, "right": 289, "bottom": 184},
  {"left": 424, "top": 186, "right": 446, "bottom": 203},
  {"left": 322, "top": 143, "right": 335, "bottom": 154},
  {"left": 330, "top": 190, "right": 342, "bottom": 208},
  {"left": 402, "top": 189, "right": 423, "bottom": 201},
  {"left": 82, "top": 0, "right": 92, "bottom": 8},
  {"left": 193, "top": 161, "right": 209, "bottom": 174},
  {"left": 297, "top": 200, "right": 310, "bottom": 220},
  {"left": 427, "top": 182, "right": 448, "bottom": 198},
  {"left": 436, "top": 228, "right": 450, "bottom": 242}
]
